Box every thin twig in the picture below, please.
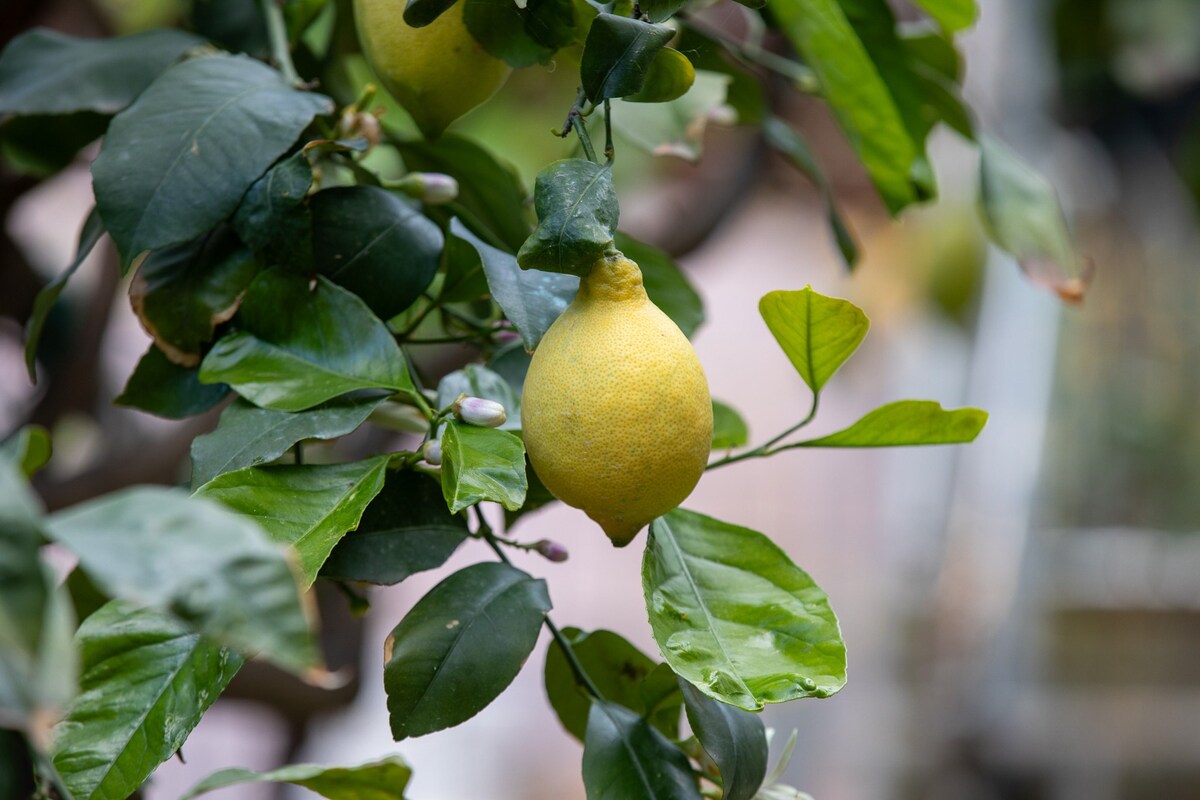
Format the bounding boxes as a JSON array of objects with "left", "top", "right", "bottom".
[
  {"left": 706, "top": 393, "right": 820, "bottom": 470},
  {"left": 260, "top": 0, "right": 303, "bottom": 87}
]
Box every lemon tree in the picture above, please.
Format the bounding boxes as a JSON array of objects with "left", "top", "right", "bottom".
[{"left": 0, "top": 0, "right": 1082, "bottom": 797}]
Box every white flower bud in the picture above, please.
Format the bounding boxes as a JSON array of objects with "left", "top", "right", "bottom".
[
  {"left": 414, "top": 173, "right": 459, "bottom": 205},
  {"left": 452, "top": 396, "right": 507, "bottom": 428},
  {"left": 422, "top": 439, "right": 442, "bottom": 466}
]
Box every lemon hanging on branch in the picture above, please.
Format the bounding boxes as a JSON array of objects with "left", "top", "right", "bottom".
[
  {"left": 521, "top": 253, "right": 713, "bottom": 546},
  {"left": 353, "top": 0, "right": 511, "bottom": 138}
]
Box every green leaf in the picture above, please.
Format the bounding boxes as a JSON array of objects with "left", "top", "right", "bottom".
[
  {"left": 129, "top": 228, "right": 261, "bottom": 364},
  {"left": 440, "top": 420, "right": 527, "bottom": 513},
  {"left": 612, "top": 70, "right": 730, "bottom": 163},
  {"left": 0, "top": 111, "right": 110, "bottom": 177},
  {"left": 232, "top": 150, "right": 315, "bottom": 271},
  {"left": 582, "top": 700, "right": 701, "bottom": 800},
  {"left": 395, "top": 134, "right": 532, "bottom": 253},
  {"left": 711, "top": 401, "right": 749, "bottom": 449},
  {"left": 194, "top": 457, "right": 390, "bottom": 585},
  {"left": 463, "top": 0, "right": 577, "bottom": 68},
  {"left": 50, "top": 602, "right": 242, "bottom": 800},
  {"left": 613, "top": 232, "right": 703, "bottom": 338},
  {"left": 761, "top": 118, "right": 858, "bottom": 268},
  {"left": 643, "top": 508, "right": 846, "bottom": 711},
  {"left": 384, "top": 562, "right": 550, "bottom": 740},
  {"left": 517, "top": 160, "right": 619, "bottom": 276},
  {"left": 115, "top": 344, "right": 230, "bottom": 419},
  {"left": 321, "top": 470, "right": 467, "bottom": 585},
  {"left": 0, "top": 425, "right": 51, "bottom": 479},
  {"left": 796, "top": 400, "right": 987, "bottom": 447},
  {"left": 190, "top": 395, "right": 386, "bottom": 488},
  {"left": 758, "top": 287, "right": 869, "bottom": 394},
  {"left": 438, "top": 230, "right": 491, "bottom": 303},
  {"left": 405, "top": 0, "right": 459, "bottom": 26},
  {"left": 91, "top": 54, "right": 333, "bottom": 261},
  {"left": 453, "top": 219, "right": 577, "bottom": 350},
  {"left": 678, "top": 679, "right": 768, "bottom": 800},
  {"left": 626, "top": 48, "right": 695, "bottom": 103},
  {"left": 545, "top": 628, "right": 681, "bottom": 743},
  {"left": 436, "top": 364, "right": 521, "bottom": 432},
  {"left": 638, "top": 0, "right": 689, "bottom": 23},
  {"left": 909, "top": 0, "right": 976, "bottom": 32},
  {"left": 581, "top": 14, "right": 676, "bottom": 103},
  {"left": 25, "top": 208, "right": 105, "bottom": 381},
  {"left": 312, "top": 186, "right": 444, "bottom": 320},
  {"left": 44, "top": 487, "right": 318, "bottom": 675},
  {"left": 901, "top": 27, "right": 962, "bottom": 82},
  {"left": 978, "top": 136, "right": 1086, "bottom": 302},
  {"left": 768, "top": 0, "right": 918, "bottom": 214},
  {"left": 181, "top": 755, "right": 413, "bottom": 799},
  {"left": 0, "top": 28, "right": 203, "bottom": 115},
  {"left": 913, "top": 66, "right": 974, "bottom": 140},
  {"left": 199, "top": 270, "right": 413, "bottom": 411}
]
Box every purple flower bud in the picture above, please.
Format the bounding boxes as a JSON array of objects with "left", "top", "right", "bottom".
[
  {"left": 534, "top": 539, "right": 569, "bottom": 563},
  {"left": 452, "top": 396, "right": 507, "bottom": 428},
  {"left": 422, "top": 439, "right": 442, "bottom": 466}
]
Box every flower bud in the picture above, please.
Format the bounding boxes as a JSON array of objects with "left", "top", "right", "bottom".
[
  {"left": 393, "top": 173, "right": 459, "bottom": 205},
  {"left": 534, "top": 539, "right": 569, "bottom": 563},
  {"left": 422, "top": 439, "right": 442, "bottom": 466},
  {"left": 452, "top": 396, "right": 507, "bottom": 428}
]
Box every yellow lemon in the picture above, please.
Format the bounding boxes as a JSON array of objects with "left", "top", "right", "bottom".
[
  {"left": 521, "top": 254, "right": 712, "bottom": 546},
  {"left": 354, "top": 0, "right": 512, "bottom": 138}
]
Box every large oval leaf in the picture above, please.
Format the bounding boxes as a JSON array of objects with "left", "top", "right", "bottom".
[
  {"left": 580, "top": 14, "right": 675, "bottom": 103},
  {"left": 312, "top": 186, "right": 443, "bottom": 320},
  {"left": 50, "top": 602, "right": 242, "bottom": 800},
  {"left": 440, "top": 421, "right": 528, "bottom": 513},
  {"left": 642, "top": 508, "right": 845, "bottom": 711},
  {"left": 115, "top": 344, "right": 230, "bottom": 420},
  {"left": 384, "top": 562, "right": 550, "bottom": 740},
  {"left": 678, "top": 679, "right": 767, "bottom": 800},
  {"left": 582, "top": 700, "right": 701, "bottom": 800},
  {"left": 199, "top": 270, "right": 413, "bottom": 411},
  {"left": 44, "top": 487, "right": 317, "bottom": 676},
  {"left": 463, "top": 0, "right": 577, "bottom": 68},
  {"left": 517, "top": 160, "right": 619, "bottom": 276},
  {"left": 194, "top": 457, "right": 390, "bottom": 585},
  {"left": 91, "top": 53, "right": 332, "bottom": 261}
]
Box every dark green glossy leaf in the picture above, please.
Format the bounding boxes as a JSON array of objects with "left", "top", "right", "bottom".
[
  {"left": 758, "top": 287, "right": 869, "bottom": 394},
  {"left": 581, "top": 14, "right": 675, "bottom": 103},
  {"left": 92, "top": 54, "right": 333, "bottom": 261},
  {"left": 130, "top": 228, "right": 260, "bottom": 363},
  {"left": 711, "top": 400, "right": 748, "bottom": 449},
  {"left": 517, "top": 160, "right": 619, "bottom": 276},
  {"left": 582, "top": 700, "right": 701, "bottom": 800},
  {"left": 405, "top": 0, "right": 459, "bottom": 26},
  {"left": 194, "top": 456, "right": 390, "bottom": 585},
  {"left": 190, "top": 395, "right": 386, "bottom": 487},
  {"left": 115, "top": 344, "right": 230, "bottom": 419},
  {"left": 180, "top": 755, "right": 413, "bottom": 799},
  {"left": 312, "top": 186, "right": 443, "bottom": 319},
  {"left": 0, "top": 425, "right": 51, "bottom": 479},
  {"left": 613, "top": 232, "right": 703, "bottom": 338},
  {"left": 437, "top": 364, "right": 521, "bottom": 432},
  {"left": 979, "top": 136, "right": 1086, "bottom": 302},
  {"left": 643, "top": 508, "right": 846, "bottom": 710},
  {"left": 232, "top": 150, "right": 315, "bottom": 271},
  {"left": 44, "top": 487, "right": 317, "bottom": 675},
  {"left": 440, "top": 420, "right": 527, "bottom": 513},
  {"left": 199, "top": 270, "right": 413, "bottom": 411},
  {"left": 0, "top": 28, "right": 203, "bottom": 115},
  {"left": 626, "top": 48, "right": 695, "bottom": 103},
  {"left": 395, "top": 134, "right": 532, "bottom": 253},
  {"left": 545, "top": 628, "right": 681, "bottom": 743},
  {"left": 796, "top": 400, "right": 987, "bottom": 447},
  {"left": 768, "top": 0, "right": 917, "bottom": 213},
  {"left": 321, "top": 470, "right": 467, "bottom": 585},
  {"left": 384, "top": 562, "right": 550, "bottom": 740},
  {"left": 463, "top": 0, "right": 577, "bottom": 68},
  {"left": 611, "top": 70, "right": 730, "bottom": 163},
  {"left": 910, "top": 0, "right": 976, "bottom": 32},
  {"left": 454, "top": 220, "right": 577, "bottom": 350},
  {"left": 678, "top": 679, "right": 767, "bottom": 800},
  {"left": 25, "top": 208, "right": 105, "bottom": 381},
  {"left": 761, "top": 118, "right": 859, "bottom": 268},
  {"left": 0, "top": 111, "right": 110, "bottom": 177},
  {"left": 438, "top": 230, "right": 490, "bottom": 303},
  {"left": 50, "top": 602, "right": 242, "bottom": 800},
  {"left": 639, "top": 0, "right": 688, "bottom": 22}
]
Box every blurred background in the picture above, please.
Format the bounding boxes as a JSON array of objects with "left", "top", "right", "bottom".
[{"left": 4, "top": 0, "right": 1200, "bottom": 798}]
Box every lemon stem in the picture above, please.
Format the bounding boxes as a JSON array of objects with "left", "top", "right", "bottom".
[
  {"left": 476, "top": 505, "right": 606, "bottom": 701},
  {"left": 260, "top": 0, "right": 303, "bottom": 87},
  {"left": 603, "top": 99, "right": 615, "bottom": 164}
]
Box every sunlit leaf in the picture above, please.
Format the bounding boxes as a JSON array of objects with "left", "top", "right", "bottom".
[
  {"left": 795, "top": 400, "right": 987, "bottom": 447},
  {"left": 758, "top": 287, "right": 869, "bottom": 394}
]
